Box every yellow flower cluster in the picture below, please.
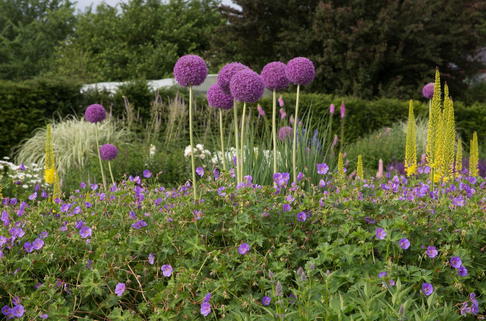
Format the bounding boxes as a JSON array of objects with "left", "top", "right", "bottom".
[
  {"left": 356, "top": 154, "right": 364, "bottom": 180},
  {"left": 405, "top": 100, "right": 417, "bottom": 176},
  {"left": 337, "top": 152, "right": 345, "bottom": 179},
  {"left": 469, "top": 132, "right": 479, "bottom": 177},
  {"left": 44, "top": 124, "right": 61, "bottom": 199}
]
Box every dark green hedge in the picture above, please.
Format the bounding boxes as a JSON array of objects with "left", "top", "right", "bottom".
[{"left": 1, "top": 79, "right": 484, "bottom": 157}]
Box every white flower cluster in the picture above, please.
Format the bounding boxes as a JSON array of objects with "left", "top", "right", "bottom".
[
  {"left": 184, "top": 144, "right": 212, "bottom": 160},
  {"left": 0, "top": 157, "right": 47, "bottom": 189}
]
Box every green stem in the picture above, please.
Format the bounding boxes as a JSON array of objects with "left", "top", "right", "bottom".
[
  {"left": 94, "top": 126, "right": 107, "bottom": 188},
  {"left": 272, "top": 90, "right": 277, "bottom": 175},
  {"left": 108, "top": 161, "right": 115, "bottom": 186},
  {"left": 189, "top": 86, "right": 197, "bottom": 200},
  {"left": 233, "top": 101, "right": 240, "bottom": 184},
  {"left": 240, "top": 102, "right": 247, "bottom": 180},
  {"left": 292, "top": 84, "right": 300, "bottom": 183},
  {"left": 219, "top": 109, "right": 226, "bottom": 171}
]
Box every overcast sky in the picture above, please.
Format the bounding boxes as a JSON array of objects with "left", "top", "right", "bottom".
[{"left": 74, "top": 0, "right": 237, "bottom": 12}]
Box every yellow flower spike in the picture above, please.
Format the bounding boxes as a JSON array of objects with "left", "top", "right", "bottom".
[
  {"left": 469, "top": 132, "right": 479, "bottom": 177},
  {"left": 44, "top": 168, "right": 56, "bottom": 185},
  {"left": 337, "top": 152, "right": 345, "bottom": 179},
  {"left": 405, "top": 100, "right": 417, "bottom": 177},
  {"left": 455, "top": 139, "right": 463, "bottom": 174},
  {"left": 357, "top": 155, "right": 364, "bottom": 180}
]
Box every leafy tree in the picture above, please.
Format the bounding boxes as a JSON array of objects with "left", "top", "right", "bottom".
[
  {"left": 49, "top": 0, "right": 224, "bottom": 82},
  {"left": 0, "top": 0, "right": 76, "bottom": 80},
  {"left": 212, "top": 0, "right": 486, "bottom": 99}
]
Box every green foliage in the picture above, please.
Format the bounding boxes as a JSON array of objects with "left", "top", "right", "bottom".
[
  {"left": 49, "top": 0, "right": 224, "bottom": 82},
  {"left": 0, "top": 0, "right": 76, "bottom": 80},
  {"left": 0, "top": 171, "right": 484, "bottom": 318},
  {"left": 214, "top": 0, "right": 486, "bottom": 100}
]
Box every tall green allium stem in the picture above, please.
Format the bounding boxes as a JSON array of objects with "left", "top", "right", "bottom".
[
  {"left": 233, "top": 101, "right": 240, "bottom": 184},
  {"left": 94, "top": 126, "right": 107, "bottom": 188},
  {"left": 240, "top": 102, "right": 247, "bottom": 180},
  {"left": 108, "top": 161, "right": 115, "bottom": 186},
  {"left": 272, "top": 90, "right": 278, "bottom": 175},
  {"left": 292, "top": 85, "right": 300, "bottom": 183},
  {"left": 219, "top": 109, "right": 226, "bottom": 171},
  {"left": 189, "top": 87, "right": 197, "bottom": 200}
]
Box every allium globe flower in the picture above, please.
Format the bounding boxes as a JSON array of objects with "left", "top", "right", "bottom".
[
  {"left": 207, "top": 84, "right": 233, "bottom": 110},
  {"left": 217, "top": 62, "right": 249, "bottom": 94},
  {"left": 285, "top": 57, "right": 315, "bottom": 86},
  {"left": 99, "top": 144, "right": 119, "bottom": 161},
  {"left": 422, "top": 82, "right": 434, "bottom": 99},
  {"left": 173, "top": 54, "right": 208, "bottom": 87},
  {"left": 261, "top": 61, "right": 289, "bottom": 91},
  {"left": 230, "top": 69, "right": 265, "bottom": 103},
  {"left": 278, "top": 126, "right": 293, "bottom": 141},
  {"left": 84, "top": 104, "right": 106, "bottom": 123}
]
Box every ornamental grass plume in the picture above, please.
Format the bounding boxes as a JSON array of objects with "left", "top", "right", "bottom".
[
  {"left": 261, "top": 61, "right": 289, "bottom": 175},
  {"left": 207, "top": 83, "right": 234, "bottom": 171},
  {"left": 356, "top": 154, "right": 364, "bottom": 180},
  {"left": 405, "top": 100, "right": 417, "bottom": 176},
  {"left": 99, "top": 144, "right": 118, "bottom": 185},
  {"left": 469, "top": 132, "right": 479, "bottom": 177},
  {"left": 230, "top": 69, "right": 264, "bottom": 179},
  {"left": 84, "top": 104, "right": 108, "bottom": 188},
  {"left": 173, "top": 54, "right": 208, "bottom": 200},
  {"left": 285, "top": 57, "right": 315, "bottom": 183}
]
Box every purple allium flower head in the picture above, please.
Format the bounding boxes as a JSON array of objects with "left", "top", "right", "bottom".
[
  {"left": 217, "top": 62, "right": 249, "bottom": 94},
  {"left": 279, "top": 108, "right": 287, "bottom": 119},
  {"left": 207, "top": 83, "right": 234, "bottom": 110},
  {"left": 84, "top": 104, "right": 106, "bottom": 123},
  {"left": 399, "top": 238, "right": 410, "bottom": 250},
  {"left": 261, "top": 61, "right": 289, "bottom": 91},
  {"left": 297, "top": 211, "right": 307, "bottom": 222},
  {"left": 375, "top": 228, "right": 387, "bottom": 240},
  {"left": 422, "top": 283, "right": 434, "bottom": 296},
  {"left": 131, "top": 220, "right": 147, "bottom": 229},
  {"left": 317, "top": 163, "right": 329, "bottom": 175},
  {"left": 143, "top": 169, "right": 152, "bottom": 178},
  {"left": 230, "top": 69, "right": 265, "bottom": 103},
  {"left": 173, "top": 54, "right": 208, "bottom": 87},
  {"left": 99, "top": 144, "right": 118, "bottom": 161},
  {"left": 457, "top": 265, "right": 468, "bottom": 277},
  {"left": 262, "top": 296, "right": 271, "bottom": 306},
  {"left": 340, "top": 102, "right": 346, "bottom": 119},
  {"left": 238, "top": 243, "right": 250, "bottom": 255},
  {"left": 426, "top": 246, "right": 438, "bottom": 258},
  {"left": 450, "top": 256, "right": 462, "bottom": 269},
  {"left": 200, "top": 302, "right": 211, "bottom": 317},
  {"left": 161, "top": 264, "right": 173, "bottom": 277},
  {"left": 329, "top": 104, "right": 335, "bottom": 114},
  {"left": 285, "top": 57, "right": 315, "bottom": 85},
  {"left": 115, "top": 282, "right": 126, "bottom": 296},
  {"left": 79, "top": 226, "right": 92, "bottom": 239},
  {"left": 278, "top": 126, "right": 293, "bottom": 141},
  {"left": 422, "top": 82, "right": 434, "bottom": 99}
]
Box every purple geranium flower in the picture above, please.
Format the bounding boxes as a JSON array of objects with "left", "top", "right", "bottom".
[
  {"left": 238, "top": 243, "right": 250, "bottom": 255},
  {"left": 399, "top": 238, "right": 410, "bottom": 250},
  {"left": 297, "top": 211, "right": 307, "bottom": 222},
  {"left": 207, "top": 83, "right": 234, "bottom": 110},
  {"left": 422, "top": 283, "right": 434, "bottom": 296},
  {"left": 426, "top": 246, "right": 438, "bottom": 258},
  {"left": 262, "top": 296, "right": 272, "bottom": 306},
  {"left": 200, "top": 302, "right": 211, "bottom": 317},
  {"left": 99, "top": 144, "right": 118, "bottom": 161},
  {"left": 84, "top": 104, "right": 106, "bottom": 123},
  {"left": 32, "top": 238, "right": 44, "bottom": 250},
  {"left": 148, "top": 253, "right": 155, "bottom": 265},
  {"left": 173, "top": 55, "right": 208, "bottom": 87},
  {"left": 161, "top": 264, "right": 173, "bottom": 277},
  {"left": 115, "top": 282, "right": 126, "bottom": 296},
  {"left": 457, "top": 265, "right": 468, "bottom": 277},
  {"left": 285, "top": 57, "right": 315, "bottom": 86},
  {"left": 317, "top": 163, "right": 329, "bottom": 175},
  {"left": 375, "top": 228, "right": 387, "bottom": 240},
  {"left": 79, "top": 226, "right": 92, "bottom": 239},
  {"left": 450, "top": 256, "right": 462, "bottom": 269},
  {"left": 261, "top": 61, "right": 289, "bottom": 91},
  {"left": 378, "top": 271, "right": 387, "bottom": 278},
  {"left": 230, "top": 69, "right": 265, "bottom": 103},
  {"left": 143, "top": 169, "right": 152, "bottom": 178},
  {"left": 196, "top": 167, "right": 204, "bottom": 177},
  {"left": 131, "top": 220, "right": 148, "bottom": 229}
]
